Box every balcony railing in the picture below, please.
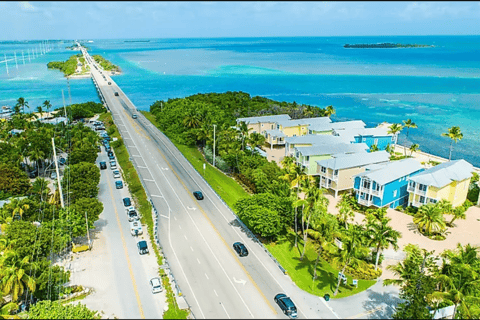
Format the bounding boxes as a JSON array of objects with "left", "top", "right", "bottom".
[
  {"left": 359, "top": 186, "right": 380, "bottom": 196},
  {"left": 411, "top": 200, "right": 426, "bottom": 207},
  {"left": 319, "top": 172, "right": 339, "bottom": 181},
  {"left": 357, "top": 197, "right": 373, "bottom": 206},
  {"left": 320, "top": 179, "right": 332, "bottom": 189},
  {"left": 407, "top": 185, "right": 427, "bottom": 195}
]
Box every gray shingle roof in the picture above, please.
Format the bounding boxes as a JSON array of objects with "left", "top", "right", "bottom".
[
  {"left": 286, "top": 134, "right": 344, "bottom": 145},
  {"left": 236, "top": 114, "right": 291, "bottom": 124},
  {"left": 330, "top": 120, "right": 366, "bottom": 130},
  {"left": 354, "top": 158, "right": 424, "bottom": 185},
  {"left": 277, "top": 116, "right": 331, "bottom": 128},
  {"left": 296, "top": 143, "right": 369, "bottom": 157},
  {"left": 317, "top": 151, "right": 391, "bottom": 170},
  {"left": 408, "top": 159, "right": 474, "bottom": 188}
]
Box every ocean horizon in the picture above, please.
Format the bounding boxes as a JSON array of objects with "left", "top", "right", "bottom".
[{"left": 1, "top": 36, "right": 480, "bottom": 166}]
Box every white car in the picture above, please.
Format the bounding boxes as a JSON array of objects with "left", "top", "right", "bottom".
[
  {"left": 113, "top": 170, "right": 121, "bottom": 179},
  {"left": 110, "top": 160, "right": 117, "bottom": 169},
  {"left": 130, "top": 220, "right": 143, "bottom": 236},
  {"left": 149, "top": 277, "right": 163, "bottom": 294},
  {"left": 126, "top": 206, "right": 139, "bottom": 222}
]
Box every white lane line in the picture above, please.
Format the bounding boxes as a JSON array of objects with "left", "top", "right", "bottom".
[
  {"left": 205, "top": 273, "right": 209, "bottom": 280},
  {"left": 132, "top": 155, "right": 142, "bottom": 157},
  {"left": 173, "top": 216, "right": 177, "bottom": 221},
  {"left": 197, "top": 258, "right": 201, "bottom": 265},
  {"left": 143, "top": 179, "right": 155, "bottom": 182},
  {"left": 184, "top": 235, "right": 188, "bottom": 241},
  {"left": 126, "top": 145, "right": 137, "bottom": 148},
  {"left": 190, "top": 246, "right": 194, "bottom": 252},
  {"left": 160, "top": 214, "right": 169, "bottom": 219},
  {"left": 213, "top": 289, "right": 218, "bottom": 297},
  {"left": 220, "top": 302, "right": 231, "bottom": 319},
  {"left": 137, "top": 166, "right": 148, "bottom": 169},
  {"left": 155, "top": 162, "right": 254, "bottom": 318},
  {"left": 319, "top": 297, "right": 341, "bottom": 319},
  {"left": 151, "top": 195, "right": 163, "bottom": 198},
  {"left": 179, "top": 225, "right": 182, "bottom": 230}
]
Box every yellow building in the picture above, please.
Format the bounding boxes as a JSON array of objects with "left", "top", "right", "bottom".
[{"left": 407, "top": 159, "right": 474, "bottom": 208}]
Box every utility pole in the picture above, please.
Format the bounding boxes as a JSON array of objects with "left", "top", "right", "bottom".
[
  {"left": 52, "top": 137, "right": 65, "bottom": 208},
  {"left": 67, "top": 78, "right": 72, "bottom": 105},
  {"left": 213, "top": 124, "right": 217, "bottom": 168},
  {"left": 62, "top": 90, "right": 67, "bottom": 118}
]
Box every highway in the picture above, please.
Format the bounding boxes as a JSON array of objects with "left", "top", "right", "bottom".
[{"left": 81, "top": 46, "right": 338, "bottom": 319}]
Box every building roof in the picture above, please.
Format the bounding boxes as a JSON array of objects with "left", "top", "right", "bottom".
[
  {"left": 236, "top": 114, "right": 291, "bottom": 124},
  {"left": 264, "top": 129, "right": 286, "bottom": 138},
  {"left": 408, "top": 159, "right": 474, "bottom": 188},
  {"left": 277, "top": 116, "right": 331, "bottom": 128},
  {"left": 354, "top": 158, "right": 423, "bottom": 185},
  {"left": 330, "top": 120, "right": 366, "bottom": 130},
  {"left": 317, "top": 151, "right": 391, "bottom": 170},
  {"left": 286, "top": 134, "right": 344, "bottom": 145},
  {"left": 296, "top": 143, "right": 369, "bottom": 157}
]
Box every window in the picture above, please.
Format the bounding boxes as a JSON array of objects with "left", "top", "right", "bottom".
[
  {"left": 261, "top": 124, "right": 264, "bottom": 127},
  {"left": 429, "top": 198, "right": 437, "bottom": 204},
  {"left": 271, "top": 124, "right": 274, "bottom": 129},
  {"left": 321, "top": 166, "right": 326, "bottom": 173},
  {"left": 419, "top": 184, "right": 427, "bottom": 191},
  {"left": 334, "top": 169, "right": 339, "bottom": 176},
  {"left": 362, "top": 180, "right": 371, "bottom": 189},
  {"left": 419, "top": 196, "right": 425, "bottom": 203},
  {"left": 393, "top": 190, "right": 397, "bottom": 197},
  {"left": 306, "top": 156, "right": 310, "bottom": 161},
  {"left": 409, "top": 181, "right": 416, "bottom": 189}
]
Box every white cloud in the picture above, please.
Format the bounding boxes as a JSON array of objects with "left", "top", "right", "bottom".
[
  {"left": 398, "top": 2, "right": 475, "bottom": 20},
  {"left": 18, "top": 1, "right": 36, "bottom": 11}
]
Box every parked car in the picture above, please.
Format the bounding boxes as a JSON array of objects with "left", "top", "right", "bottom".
[
  {"left": 105, "top": 146, "right": 112, "bottom": 153},
  {"left": 130, "top": 220, "right": 143, "bottom": 236},
  {"left": 108, "top": 153, "right": 115, "bottom": 160},
  {"left": 59, "top": 157, "right": 66, "bottom": 165},
  {"left": 274, "top": 294, "right": 298, "bottom": 319},
  {"left": 126, "top": 207, "right": 139, "bottom": 222},
  {"left": 233, "top": 242, "right": 248, "bottom": 257},
  {"left": 137, "top": 240, "right": 149, "bottom": 255},
  {"left": 113, "top": 170, "right": 121, "bottom": 179},
  {"left": 193, "top": 191, "right": 204, "bottom": 200},
  {"left": 149, "top": 277, "right": 163, "bottom": 294},
  {"left": 99, "top": 161, "right": 107, "bottom": 170},
  {"left": 110, "top": 160, "right": 117, "bottom": 169},
  {"left": 50, "top": 171, "right": 57, "bottom": 179},
  {"left": 115, "top": 180, "right": 123, "bottom": 189},
  {"left": 123, "top": 197, "right": 131, "bottom": 207}
]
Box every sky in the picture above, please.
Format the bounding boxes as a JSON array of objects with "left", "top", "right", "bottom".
[{"left": 1, "top": 1, "right": 480, "bottom": 40}]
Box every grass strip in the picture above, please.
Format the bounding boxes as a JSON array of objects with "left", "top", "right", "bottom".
[{"left": 98, "top": 112, "right": 189, "bottom": 318}]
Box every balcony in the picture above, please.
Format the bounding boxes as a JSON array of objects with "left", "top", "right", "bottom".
[
  {"left": 359, "top": 186, "right": 380, "bottom": 196},
  {"left": 320, "top": 179, "right": 332, "bottom": 189},
  {"left": 357, "top": 197, "right": 373, "bottom": 206},
  {"left": 407, "top": 186, "right": 427, "bottom": 196},
  {"left": 411, "top": 200, "right": 427, "bottom": 208},
  {"left": 319, "top": 172, "right": 339, "bottom": 182}
]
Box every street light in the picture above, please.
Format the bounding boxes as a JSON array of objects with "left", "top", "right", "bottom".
[{"left": 213, "top": 124, "right": 217, "bottom": 168}]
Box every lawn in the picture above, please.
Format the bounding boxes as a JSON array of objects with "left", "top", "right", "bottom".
[
  {"left": 141, "top": 111, "right": 250, "bottom": 210},
  {"left": 141, "top": 110, "right": 376, "bottom": 300},
  {"left": 265, "top": 231, "right": 376, "bottom": 299}
]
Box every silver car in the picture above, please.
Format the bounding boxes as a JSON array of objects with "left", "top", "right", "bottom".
[
  {"left": 113, "top": 170, "right": 121, "bottom": 179},
  {"left": 149, "top": 277, "right": 163, "bottom": 294}
]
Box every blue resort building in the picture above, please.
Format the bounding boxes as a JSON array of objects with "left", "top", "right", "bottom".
[{"left": 353, "top": 158, "right": 424, "bottom": 208}]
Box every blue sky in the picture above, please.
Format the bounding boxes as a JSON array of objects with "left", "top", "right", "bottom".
[{"left": 1, "top": 1, "right": 480, "bottom": 40}]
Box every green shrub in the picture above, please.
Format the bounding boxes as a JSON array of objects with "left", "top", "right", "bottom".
[{"left": 345, "top": 263, "right": 382, "bottom": 280}]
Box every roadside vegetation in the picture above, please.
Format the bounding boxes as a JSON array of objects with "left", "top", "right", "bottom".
[
  {"left": 92, "top": 54, "right": 120, "bottom": 72},
  {"left": 0, "top": 98, "right": 105, "bottom": 318},
  {"left": 99, "top": 112, "right": 189, "bottom": 319},
  {"left": 47, "top": 54, "right": 82, "bottom": 77}
]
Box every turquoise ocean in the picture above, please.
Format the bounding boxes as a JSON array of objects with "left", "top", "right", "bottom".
[{"left": 1, "top": 36, "right": 480, "bottom": 166}]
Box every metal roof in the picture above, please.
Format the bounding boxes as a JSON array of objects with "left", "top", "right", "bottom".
[
  {"left": 264, "top": 129, "right": 286, "bottom": 138},
  {"left": 236, "top": 114, "right": 291, "bottom": 124},
  {"left": 296, "top": 143, "right": 369, "bottom": 157},
  {"left": 286, "top": 134, "right": 344, "bottom": 145},
  {"left": 317, "top": 151, "right": 391, "bottom": 170},
  {"left": 277, "top": 116, "right": 331, "bottom": 128},
  {"left": 408, "top": 159, "right": 474, "bottom": 188},
  {"left": 354, "top": 158, "right": 424, "bottom": 185}
]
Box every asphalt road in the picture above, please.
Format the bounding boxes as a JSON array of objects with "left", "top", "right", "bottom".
[{"left": 81, "top": 47, "right": 339, "bottom": 319}]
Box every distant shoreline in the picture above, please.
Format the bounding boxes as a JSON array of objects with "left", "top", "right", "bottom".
[{"left": 344, "top": 43, "right": 434, "bottom": 49}]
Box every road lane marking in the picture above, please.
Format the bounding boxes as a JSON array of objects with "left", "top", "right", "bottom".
[
  {"left": 137, "top": 166, "right": 148, "bottom": 169},
  {"left": 179, "top": 225, "right": 182, "bottom": 229},
  {"left": 213, "top": 289, "right": 218, "bottom": 297},
  {"left": 205, "top": 273, "right": 209, "bottom": 280},
  {"left": 151, "top": 194, "right": 163, "bottom": 198},
  {"left": 106, "top": 174, "right": 145, "bottom": 319},
  {"left": 184, "top": 235, "right": 188, "bottom": 240},
  {"left": 190, "top": 246, "right": 194, "bottom": 252},
  {"left": 173, "top": 216, "right": 177, "bottom": 221},
  {"left": 347, "top": 306, "right": 383, "bottom": 319},
  {"left": 160, "top": 214, "right": 169, "bottom": 219},
  {"left": 220, "top": 302, "right": 231, "bottom": 319},
  {"left": 319, "top": 297, "right": 341, "bottom": 319},
  {"left": 143, "top": 179, "right": 155, "bottom": 182},
  {"left": 197, "top": 258, "right": 201, "bottom": 264}
]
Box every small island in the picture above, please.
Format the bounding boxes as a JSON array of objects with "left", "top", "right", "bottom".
[
  {"left": 47, "top": 53, "right": 120, "bottom": 78},
  {"left": 91, "top": 55, "right": 120, "bottom": 73},
  {"left": 344, "top": 43, "right": 434, "bottom": 48}
]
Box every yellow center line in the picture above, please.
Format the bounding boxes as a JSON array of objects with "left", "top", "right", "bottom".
[
  {"left": 123, "top": 109, "right": 150, "bottom": 140},
  {"left": 346, "top": 306, "right": 383, "bottom": 319},
  {"left": 107, "top": 174, "right": 145, "bottom": 319},
  {"left": 156, "top": 147, "right": 278, "bottom": 315}
]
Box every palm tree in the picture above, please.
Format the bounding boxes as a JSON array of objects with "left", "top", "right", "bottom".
[
  {"left": 409, "top": 143, "right": 420, "bottom": 156},
  {"left": 387, "top": 123, "right": 403, "bottom": 154},
  {"left": 365, "top": 216, "right": 402, "bottom": 270},
  {"left": 238, "top": 121, "right": 252, "bottom": 151},
  {"left": 325, "top": 105, "right": 336, "bottom": 118},
  {"left": 402, "top": 119, "right": 418, "bottom": 156},
  {"left": 369, "top": 144, "right": 379, "bottom": 152},
  {"left": 413, "top": 203, "right": 446, "bottom": 236},
  {"left": 0, "top": 250, "right": 36, "bottom": 302},
  {"left": 36, "top": 106, "right": 43, "bottom": 120},
  {"left": 183, "top": 110, "right": 201, "bottom": 129},
  {"left": 0, "top": 301, "right": 19, "bottom": 319},
  {"left": 333, "top": 223, "right": 369, "bottom": 296},
  {"left": 442, "top": 126, "right": 463, "bottom": 161},
  {"left": 336, "top": 194, "right": 355, "bottom": 230},
  {"left": 447, "top": 206, "right": 466, "bottom": 227},
  {"left": 15, "top": 97, "right": 29, "bottom": 115},
  {"left": 247, "top": 132, "right": 266, "bottom": 155},
  {"left": 42, "top": 100, "right": 52, "bottom": 116}
]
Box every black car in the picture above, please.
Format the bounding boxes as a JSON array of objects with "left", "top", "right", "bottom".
[
  {"left": 105, "top": 146, "right": 112, "bottom": 153},
  {"left": 123, "top": 197, "right": 131, "bottom": 207},
  {"left": 115, "top": 180, "right": 123, "bottom": 189},
  {"left": 233, "top": 242, "right": 248, "bottom": 257},
  {"left": 137, "top": 240, "right": 149, "bottom": 255},
  {"left": 193, "top": 191, "right": 204, "bottom": 200},
  {"left": 108, "top": 153, "right": 115, "bottom": 160},
  {"left": 274, "top": 294, "right": 298, "bottom": 319},
  {"left": 99, "top": 161, "right": 107, "bottom": 170},
  {"left": 59, "top": 157, "right": 66, "bottom": 165},
  {"left": 114, "top": 92, "right": 119, "bottom": 96}
]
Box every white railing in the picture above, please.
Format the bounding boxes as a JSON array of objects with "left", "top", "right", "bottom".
[
  {"left": 359, "top": 186, "right": 380, "bottom": 196},
  {"left": 407, "top": 185, "right": 427, "bottom": 195},
  {"left": 319, "top": 173, "right": 339, "bottom": 181},
  {"left": 320, "top": 180, "right": 332, "bottom": 188},
  {"left": 357, "top": 197, "right": 372, "bottom": 206}
]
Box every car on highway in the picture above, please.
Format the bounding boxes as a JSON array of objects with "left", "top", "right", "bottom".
[
  {"left": 130, "top": 220, "right": 143, "bottom": 236},
  {"left": 108, "top": 82, "right": 111, "bottom": 85},
  {"left": 149, "top": 277, "right": 163, "bottom": 294},
  {"left": 123, "top": 197, "right": 131, "bottom": 207},
  {"left": 137, "top": 240, "right": 149, "bottom": 255},
  {"left": 193, "top": 191, "right": 204, "bottom": 200},
  {"left": 110, "top": 160, "right": 117, "bottom": 169},
  {"left": 274, "top": 294, "right": 298, "bottom": 319},
  {"left": 114, "top": 92, "right": 119, "bottom": 96},
  {"left": 233, "top": 242, "right": 248, "bottom": 257},
  {"left": 126, "top": 206, "right": 139, "bottom": 222},
  {"left": 115, "top": 180, "right": 123, "bottom": 189},
  {"left": 99, "top": 161, "right": 107, "bottom": 170},
  {"left": 132, "top": 114, "right": 137, "bottom": 119},
  {"left": 113, "top": 170, "right": 121, "bottom": 179}
]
